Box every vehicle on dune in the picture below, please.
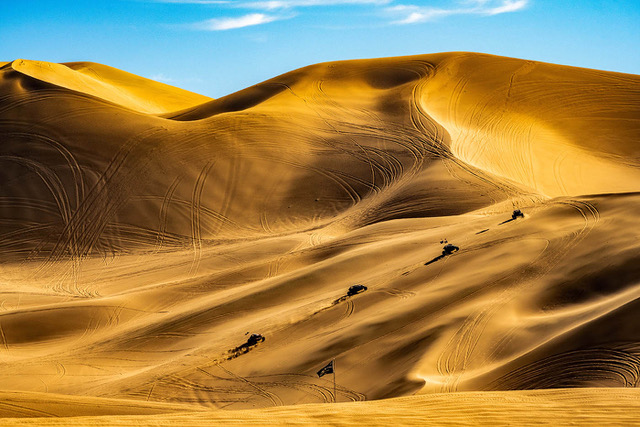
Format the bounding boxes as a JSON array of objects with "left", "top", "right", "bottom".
[
  {"left": 347, "top": 284, "right": 367, "bottom": 297},
  {"left": 442, "top": 244, "right": 459, "bottom": 256},
  {"left": 246, "top": 333, "right": 265, "bottom": 346}
]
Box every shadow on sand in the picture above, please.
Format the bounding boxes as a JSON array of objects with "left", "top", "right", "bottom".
[{"left": 424, "top": 244, "right": 459, "bottom": 266}]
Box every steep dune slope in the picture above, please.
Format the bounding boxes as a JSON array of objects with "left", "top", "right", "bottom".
[{"left": 0, "top": 53, "right": 639, "bottom": 414}]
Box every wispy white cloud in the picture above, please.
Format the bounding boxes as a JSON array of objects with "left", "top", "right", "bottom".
[
  {"left": 148, "top": 73, "right": 204, "bottom": 87},
  {"left": 180, "top": 0, "right": 386, "bottom": 30},
  {"left": 192, "top": 12, "right": 284, "bottom": 30},
  {"left": 163, "top": 0, "right": 529, "bottom": 31},
  {"left": 483, "top": 0, "right": 528, "bottom": 15},
  {"left": 388, "top": 0, "right": 529, "bottom": 25},
  {"left": 240, "top": 0, "right": 391, "bottom": 10},
  {"left": 149, "top": 73, "right": 175, "bottom": 82},
  {"left": 154, "top": 0, "right": 230, "bottom": 4},
  {"left": 387, "top": 4, "right": 455, "bottom": 24},
  {"left": 152, "top": 0, "right": 388, "bottom": 6}
]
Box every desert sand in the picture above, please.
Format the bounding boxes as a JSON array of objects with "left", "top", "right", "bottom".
[
  {"left": 2, "top": 389, "right": 640, "bottom": 426},
  {"left": 0, "top": 52, "right": 639, "bottom": 424}
]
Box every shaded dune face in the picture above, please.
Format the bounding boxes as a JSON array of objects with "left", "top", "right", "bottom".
[{"left": 0, "top": 53, "right": 639, "bottom": 410}]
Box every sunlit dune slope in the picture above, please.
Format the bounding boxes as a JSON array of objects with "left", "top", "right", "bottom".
[
  {"left": 0, "top": 52, "right": 639, "bottom": 413},
  {"left": 4, "top": 59, "right": 211, "bottom": 114},
  {"left": 419, "top": 54, "right": 640, "bottom": 196},
  {"left": 2, "top": 389, "right": 640, "bottom": 426}
]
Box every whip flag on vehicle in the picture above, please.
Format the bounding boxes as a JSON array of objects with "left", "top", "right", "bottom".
[{"left": 317, "top": 360, "right": 334, "bottom": 377}]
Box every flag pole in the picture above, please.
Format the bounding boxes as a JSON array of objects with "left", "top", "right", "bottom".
[{"left": 333, "top": 358, "right": 336, "bottom": 403}]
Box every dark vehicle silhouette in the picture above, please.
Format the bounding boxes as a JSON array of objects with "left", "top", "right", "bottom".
[
  {"left": 442, "top": 244, "right": 459, "bottom": 256},
  {"left": 332, "top": 285, "right": 369, "bottom": 305},
  {"left": 425, "top": 243, "right": 460, "bottom": 266},
  {"left": 347, "top": 284, "right": 367, "bottom": 296},
  {"left": 226, "top": 333, "right": 265, "bottom": 360},
  {"left": 499, "top": 209, "right": 525, "bottom": 225},
  {"left": 246, "top": 333, "right": 265, "bottom": 346}
]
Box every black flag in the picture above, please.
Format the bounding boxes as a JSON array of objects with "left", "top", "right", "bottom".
[{"left": 317, "top": 360, "right": 334, "bottom": 377}]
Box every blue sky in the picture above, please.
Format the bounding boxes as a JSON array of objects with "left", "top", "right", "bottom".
[{"left": 1, "top": 0, "right": 638, "bottom": 97}]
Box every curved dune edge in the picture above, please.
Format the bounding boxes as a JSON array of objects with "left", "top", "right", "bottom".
[
  {"left": 0, "top": 52, "right": 639, "bottom": 409},
  {"left": 8, "top": 59, "right": 211, "bottom": 114},
  {"left": 415, "top": 53, "right": 640, "bottom": 197},
  {"left": 1, "top": 389, "right": 639, "bottom": 426}
]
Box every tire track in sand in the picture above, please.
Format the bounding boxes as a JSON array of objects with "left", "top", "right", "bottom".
[{"left": 436, "top": 199, "right": 600, "bottom": 392}]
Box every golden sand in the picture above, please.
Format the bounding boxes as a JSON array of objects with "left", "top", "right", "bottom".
[
  {"left": 0, "top": 52, "right": 638, "bottom": 424},
  {"left": 2, "top": 389, "right": 639, "bottom": 426}
]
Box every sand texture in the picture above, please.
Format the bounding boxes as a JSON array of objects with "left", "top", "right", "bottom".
[
  {"left": 0, "top": 52, "right": 639, "bottom": 423},
  {"left": 1, "top": 389, "right": 640, "bottom": 426}
]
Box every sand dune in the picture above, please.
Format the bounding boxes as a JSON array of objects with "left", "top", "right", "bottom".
[
  {"left": 0, "top": 390, "right": 205, "bottom": 418},
  {"left": 4, "top": 59, "right": 211, "bottom": 114},
  {"left": 2, "top": 389, "right": 639, "bottom": 426},
  {"left": 0, "top": 52, "right": 639, "bottom": 421}
]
